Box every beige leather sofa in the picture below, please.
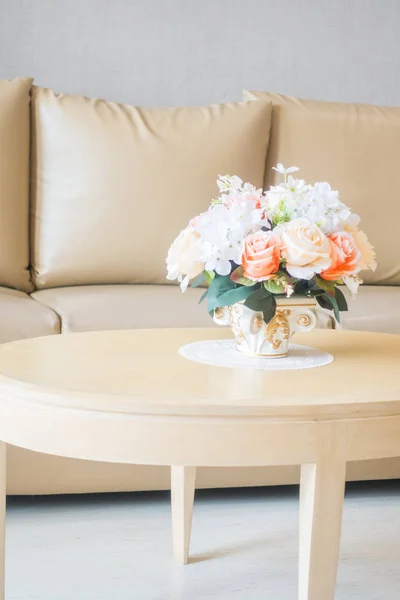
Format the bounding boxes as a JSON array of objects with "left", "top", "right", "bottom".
[{"left": 1, "top": 77, "right": 400, "bottom": 494}]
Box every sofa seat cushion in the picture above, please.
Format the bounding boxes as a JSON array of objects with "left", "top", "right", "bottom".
[
  {"left": 32, "top": 284, "right": 333, "bottom": 333},
  {"left": 0, "top": 77, "right": 33, "bottom": 292},
  {"left": 243, "top": 90, "right": 400, "bottom": 286},
  {"left": 31, "top": 87, "right": 272, "bottom": 289},
  {"left": 32, "top": 285, "right": 224, "bottom": 332},
  {"left": 0, "top": 287, "right": 60, "bottom": 343},
  {"left": 341, "top": 286, "right": 400, "bottom": 333}
]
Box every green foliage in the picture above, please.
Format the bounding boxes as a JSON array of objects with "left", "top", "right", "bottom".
[
  {"left": 207, "top": 274, "right": 277, "bottom": 324},
  {"left": 203, "top": 270, "right": 348, "bottom": 326},
  {"left": 204, "top": 270, "right": 215, "bottom": 284},
  {"left": 263, "top": 271, "right": 292, "bottom": 295},
  {"left": 190, "top": 270, "right": 215, "bottom": 289},
  {"left": 315, "top": 276, "right": 336, "bottom": 297},
  {"left": 310, "top": 279, "right": 348, "bottom": 323},
  {"left": 244, "top": 287, "right": 277, "bottom": 324},
  {"left": 198, "top": 289, "right": 208, "bottom": 304},
  {"left": 271, "top": 200, "right": 292, "bottom": 226},
  {"left": 207, "top": 274, "right": 257, "bottom": 314},
  {"left": 315, "top": 292, "right": 341, "bottom": 322},
  {"left": 230, "top": 266, "right": 256, "bottom": 286},
  {"left": 190, "top": 272, "right": 207, "bottom": 288},
  {"left": 294, "top": 277, "right": 316, "bottom": 295},
  {"left": 334, "top": 287, "right": 348, "bottom": 312},
  {"left": 263, "top": 279, "right": 285, "bottom": 294}
]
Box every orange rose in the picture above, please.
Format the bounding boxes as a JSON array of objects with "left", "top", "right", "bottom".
[
  {"left": 321, "top": 231, "right": 361, "bottom": 281},
  {"left": 242, "top": 231, "right": 280, "bottom": 281}
]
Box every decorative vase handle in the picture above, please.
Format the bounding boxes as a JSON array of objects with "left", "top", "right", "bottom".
[
  {"left": 213, "top": 306, "right": 230, "bottom": 326},
  {"left": 292, "top": 308, "right": 318, "bottom": 334}
]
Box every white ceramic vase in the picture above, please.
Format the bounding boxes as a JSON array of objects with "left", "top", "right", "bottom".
[{"left": 213, "top": 296, "right": 317, "bottom": 358}]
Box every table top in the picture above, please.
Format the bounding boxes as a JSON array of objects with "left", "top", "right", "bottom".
[{"left": 0, "top": 328, "right": 399, "bottom": 420}]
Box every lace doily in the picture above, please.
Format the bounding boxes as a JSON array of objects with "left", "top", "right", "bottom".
[{"left": 179, "top": 340, "right": 333, "bottom": 371}]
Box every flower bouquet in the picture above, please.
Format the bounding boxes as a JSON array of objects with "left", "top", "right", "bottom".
[{"left": 166, "top": 165, "right": 376, "bottom": 357}]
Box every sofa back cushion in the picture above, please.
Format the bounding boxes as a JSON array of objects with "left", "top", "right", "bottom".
[
  {"left": 0, "top": 77, "right": 33, "bottom": 292},
  {"left": 30, "top": 88, "right": 272, "bottom": 288},
  {"left": 243, "top": 90, "right": 399, "bottom": 285}
]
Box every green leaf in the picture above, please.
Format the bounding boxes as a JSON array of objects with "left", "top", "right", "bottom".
[
  {"left": 190, "top": 272, "right": 207, "bottom": 288},
  {"left": 309, "top": 287, "right": 326, "bottom": 297},
  {"left": 317, "top": 292, "right": 341, "bottom": 323},
  {"left": 204, "top": 270, "right": 215, "bottom": 285},
  {"left": 335, "top": 287, "right": 348, "bottom": 312},
  {"left": 208, "top": 285, "right": 256, "bottom": 312},
  {"left": 198, "top": 289, "right": 208, "bottom": 304},
  {"left": 207, "top": 274, "right": 257, "bottom": 313},
  {"left": 244, "top": 286, "right": 270, "bottom": 307},
  {"left": 262, "top": 297, "right": 277, "bottom": 324},
  {"left": 316, "top": 294, "right": 332, "bottom": 311},
  {"left": 263, "top": 270, "right": 295, "bottom": 295},
  {"left": 271, "top": 199, "right": 293, "bottom": 226},
  {"left": 315, "top": 276, "right": 336, "bottom": 297},
  {"left": 244, "top": 288, "right": 276, "bottom": 324},
  {"left": 328, "top": 295, "right": 340, "bottom": 323},
  {"left": 207, "top": 274, "right": 236, "bottom": 304},
  {"left": 230, "top": 266, "right": 256, "bottom": 286},
  {"left": 263, "top": 279, "right": 285, "bottom": 294},
  {"left": 320, "top": 289, "right": 347, "bottom": 322},
  {"left": 295, "top": 277, "right": 316, "bottom": 295}
]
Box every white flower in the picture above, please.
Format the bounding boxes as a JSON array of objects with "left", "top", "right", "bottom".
[
  {"left": 194, "top": 198, "right": 266, "bottom": 276},
  {"left": 264, "top": 176, "right": 311, "bottom": 224},
  {"left": 217, "top": 174, "right": 243, "bottom": 194},
  {"left": 195, "top": 207, "right": 239, "bottom": 275},
  {"left": 242, "top": 182, "right": 262, "bottom": 195},
  {"left": 166, "top": 226, "right": 205, "bottom": 291},
  {"left": 343, "top": 275, "right": 362, "bottom": 296},
  {"left": 272, "top": 164, "right": 300, "bottom": 176},
  {"left": 304, "top": 182, "right": 352, "bottom": 233},
  {"left": 345, "top": 226, "right": 376, "bottom": 272},
  {"left": 346, "top": 213, "right": 361, "bottom": 228},
  {"left": 266, "top": 169, "right": 356, "bottom": 235},
  {"left": 227, "top": 190, "right": 264, "bottom": 215}
]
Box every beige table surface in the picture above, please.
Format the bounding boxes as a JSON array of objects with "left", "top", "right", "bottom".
[{"left": 0, "top": 328, "right": 399, "bottom": 600}]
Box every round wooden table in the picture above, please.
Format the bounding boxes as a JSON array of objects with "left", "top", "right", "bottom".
[{"left": 0, "top": 328, "right": 400, "bottom": 600}]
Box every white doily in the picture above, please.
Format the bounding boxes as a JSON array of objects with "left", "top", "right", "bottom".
[{"left": 179, "top": 340, "right": 333, "bottom": 371}]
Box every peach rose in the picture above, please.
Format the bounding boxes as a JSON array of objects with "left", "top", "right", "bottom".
[
  {"left": 321, "top": 231, "right": 361, "bottom": 281},
  {"left": 277, "top": 218, "right": 332, "bottom": 279},
  {"left": 242, "top": 230, "right": 280, "bottom": 281},
  {"left": 345, "top": 225, "right": 377, "bottom": 272}
]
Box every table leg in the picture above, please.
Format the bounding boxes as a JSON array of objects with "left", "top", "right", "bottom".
[
  {"left": 171, "top": 466, "right": 196, "bottom": 565},
  {"left": 0, "top": 442, "right": 5, "bottom": 600},
  {"left": 299, "top": 454, "right": 346, "bottom": 600}
]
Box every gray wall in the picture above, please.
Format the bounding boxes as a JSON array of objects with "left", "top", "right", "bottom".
[{"left": 1, "top": 0, "right": 399, "bottom": 107}]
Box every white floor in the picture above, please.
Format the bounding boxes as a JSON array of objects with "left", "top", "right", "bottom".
[{"left": 5, "top": 481, "right": 400, "bottom": 599}]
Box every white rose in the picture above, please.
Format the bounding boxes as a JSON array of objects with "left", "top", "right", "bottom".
[
  {"left": 166, "top": 226, "right": 205, "bottom": 291},
  {"left": 344, "top": 225, "right": 377, "bottom": 272},
  {"left": 278, "top": 217, "right": 332, "bottom": 279}
]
